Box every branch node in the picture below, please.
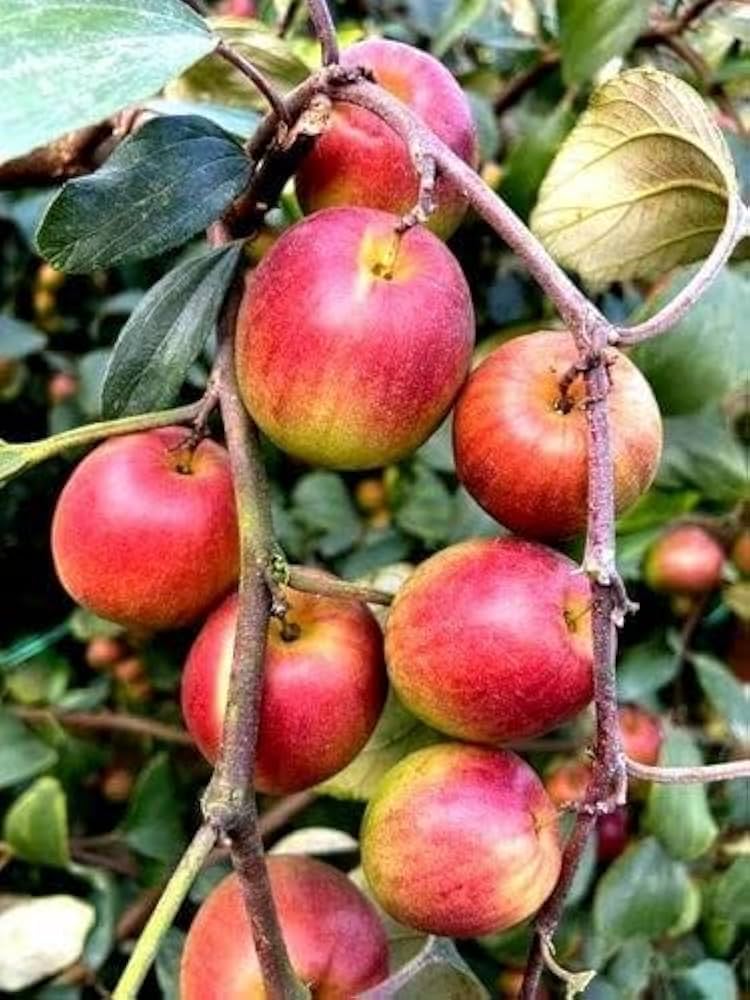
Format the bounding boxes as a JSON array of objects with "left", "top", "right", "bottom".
[{"left": 540, "top": 937, "right": 596, "bottom": 997}]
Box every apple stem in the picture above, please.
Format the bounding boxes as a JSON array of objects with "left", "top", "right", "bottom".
[
  {"left": 626, "top": 757, "right": 750, "bottom": 784},
  {"left": 303, "top": 0, "right": 340, "bottom": 65}
]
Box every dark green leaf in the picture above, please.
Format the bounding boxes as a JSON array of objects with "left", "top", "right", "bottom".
[
  {"left": 675, "top": 960, "right": 739, "bottom": 1000},
  {"left": 4, "top": 776, "right": 69, "bottom": 866},
  {"left": 0, "top": 316, "right": 47, "bottom": 358},
  {"left": 70, "top": 866, "right": 119, "bottom": 971},
  {"left": 122, "top": 754, "right": 184, "bottom": 863},
  {"left": 657, "top": 410, "right": 746, "bottom": 504},
  {"left": 558, "top": 0, "right": 650, "bottom": 85},
  {"left": 0, "top": 0, "right": 216, "bottom": 164},
  {"left": 0, "top": 710, "right": 58, "bottom": 789},
  {"left": 501, "top": 99, "right": 574, "bottom": 220},
  {"left": 631, "top": 268, "right": 750, "bottom": 415},
  {"left": 608, "top": 939, "right": 653, "bottom": 998},
  {"left": 37, "top": 117, "right": 251, "bottom": 272},
  {"left": 156, "top": 927, "right": 186, "bottom": 1000},
  {"left": 691, "top": 652, "right": 748, "bottom": 743},
  {"left": 593, "top": 838, "right": 689, "bottom": 947},
  {"left": 291, "top": 472, "right": 361, "bottom": 558},
  {"left": 101, "top": 242, "right": 241, "bottom": 417},
  {"left": 712, "top": 858, "right": 750, "bottom": 927},
  {"left": 617, "top": 637, "right": 679, "bottom": 701},
  {"left": 645, "top": 729, "right": 718, "bottom": 860},
  {"left": 616, "top": 489, "right": 700, "bottom": 535},
  {"left": 317, "top": 690, "right": 440, "bottom": 801}
]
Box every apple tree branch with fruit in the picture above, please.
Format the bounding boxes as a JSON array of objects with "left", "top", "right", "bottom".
[{"left": 0, "top": 0, "right": 748, "bottom": 998}]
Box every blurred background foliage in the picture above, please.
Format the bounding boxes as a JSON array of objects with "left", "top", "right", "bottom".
[{"left": 0, "top": 0, "right": 748, "bottom": 997}]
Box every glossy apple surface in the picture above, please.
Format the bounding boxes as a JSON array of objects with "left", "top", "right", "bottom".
[
  {"left": 385, "top": 537, "right": 593, "bottom": 743},
  {"left": 181, "top": 855, "right": 389, "bottom": 999},
  {"left": 181, "top": 582, "right": 387, "bottom": 794},
  {"left": 236, "top": 206, "right": 474, "bottom": 469},
  {"left": 453, "top": 330, "right": 663, "bottom": 539},
  {"left": 52, "top": 427, "right": 238, "bottom": 629},
  {"left": 644, "top": 524, "right": 725, "bottom": 595},
  {"left": 361, "top": 743, "right": 561, "bottom": 937},
  {"left": 295, "top": 39, "right": 477, "bottom": 238}
]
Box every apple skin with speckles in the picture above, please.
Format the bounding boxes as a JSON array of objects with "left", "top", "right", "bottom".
[
  {"left": 51, "top": 427, "right": 238, "bottom": 630},
  {"left": 385, "top": 537, "right": 594, "bottom": 744},
  {"left": 361, "top": 743, "right": 562, "bottom": 937},
  {"left": 181, "top": 580, "right": 387, "bottom": 794},
  {"left": 453, "top": 330, "right": 663, "bottom": 540},
  {"left": 295, "top": 39, "right": 477, "bottom": 238},
  {"left": 235, "top": 206, "right": 474, "bottom": 470},
  {"left": 181, "top": 855, "right": 389, "bottom": 1000},
  {"left": 644, "top": 524, "right": 725, "bottom": 595}
]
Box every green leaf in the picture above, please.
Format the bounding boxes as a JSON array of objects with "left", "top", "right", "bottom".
[
  {"left": 501, "top": 99, "right": 575, "bottom": 221},
  {"left": 676, "top": 960, "right": 739, "bottom": 1000},
  {"left": 360, "top": 936, "right": 490, "bottom": 999},
  {"left": 431, "top": 0, "right": 489, "bottom": 57},
  {"left": 317, "top": 690, "right": 440, "bottom": 801},
  {"left": 144, "top": 99, "right": 261, "bottom": 139},
  {"left": 165, "top": 16, "right": 308, "bottom": 112},
  {"left": 691, "top": 652, "right": 749, "bottom": 743},
  {"left": 531, "top": 68, "right": 738, "bottom": 285},
  {"left": 558, "top": 0, "right": 649, "bottom": 85},
  {"left": 37, "top": 117, "right": 251, "bottom": 273},
  {"left": 0, "top": 710, "right": 58, "bottom": 789},
  {"left": 0, "top": 0, "right": 216, "bottom": 164},
  {"left": 657, "top": 409, "right": 747, "bottom": 504},
  {"left": 0, "top": 316, "right": 47, "bottom": 358},
  {"left": 645, "top": 728, "right": 718, "bottom": 861},
  {"left": 291, "top": 472, "right": 361, "bottom": 558},
  {"left": 394, "top": 464, "right": 454, "bottom": 546},
  {"left": 69, "top": 865, "right": 118, "bottom": 971},
  {"left": 4, "top": 776, "right": 69, "bottom": 867},
  {"left": 101, "top": 242, "right": 241, "bottom": 417},
  {"left": 5, "top": 651, "right": 71, "bottom": 706},
  {"left": 630, "top": 268, "right": 750, "bottom": 415},
  {"left": 608, "top": 939, "right": 653, "bottom": 999},
  {"left": 122, "top": 754, "right": 184, "bottom": 863},
  {"left": 593, "top": 838, "right": 689, "bottom": 947},
  {"left": 712, "top": 858, "right": 750, "bottom": 927},
  {"left": 617, "top": 637, "right": 679, "bottom": 701},
  {"left": 616, "top": 489, "right": 700, "bottom": 535}
]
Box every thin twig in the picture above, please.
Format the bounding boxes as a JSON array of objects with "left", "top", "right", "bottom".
[
  {"left": 304, "top": 0, "right": 339, "bottom": 65},
  {"left": 216, "top": 40, "right": 292, "bottom": 125},
  {"left": 113, "top": 825, "right": 217, "bottom": 1000},
  {"left": 626, "top": 757, "right": 750, "bottom": 784},
  {"left": 13, "top": 707, "right": 194, "bottom": 746},
  {"left": 286, "top": 566, "right": 392, "bottom": 606}
]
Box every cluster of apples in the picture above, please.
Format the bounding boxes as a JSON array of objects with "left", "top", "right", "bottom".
[{"left": 48, "top": 37, "right": 670, "bottom": 997}]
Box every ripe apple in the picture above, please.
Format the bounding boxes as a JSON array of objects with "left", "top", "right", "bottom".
[
  {"left": 618, "top": 704, "right": 662, "bottom": 765},
  {"left": 181, "top": 855, "right": 389, "bottom": 999},
  {"left": 236, "top": 207, "right": 474, "bottom": 469},
  {"left": 52, "top": 428, "right": 238, "bottom": 630},
  {"left": 181, "top": 582, "right": 387, "bottom": 794},
  {"left": 384, "top": 537, "right": 593, "bottom": 743},
  {"left": 361, "top": 743, "right": 561, "bottom": 937},
  {"left": 453, "top": 330, "right": 663, "bottom": 540},
  {"left": 295, "top": 39, "right": 477, "bottom": 238},
  {"left": 731, "top": 530, "right": 750, "bottom": 576},
  {"left": 644, "top": 524, "right": 725, "bottom": 595}
]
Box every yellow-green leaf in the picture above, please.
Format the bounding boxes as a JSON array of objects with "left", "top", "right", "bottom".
[
  {"left": 165, "top": 16, "right": 309, "bottom": 112},
  {"left": 4, "top": 777, "right": 69, "bottom": 867},
  {"left": 531, "top": 68, "right": 738, "bottom": 285}
]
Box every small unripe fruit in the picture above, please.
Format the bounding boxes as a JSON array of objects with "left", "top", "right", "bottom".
[
  {"left": 101, "top": 766, "right": 134, "bottom": 803},
  {"left": 36, "top": 262, "right": 65, "bottom": 293},
  {"left": 732, "top": 530, "right": 750, "bottom": 576},
  {"left": 52, "top": 428, "right": 238, "bottom": 630},
  {"left": 385, "top": 537, "right": 593, "bottom": 743},
  {"left": 453, "top": 331, "right": 663, "bottom": 539},
  {"left": 47, "top": 372, "right": 78, "bottom": 405},
  {"left": 295, "top": 39, "right": 477, "bottom": 238},
  {"left": 236, "top": 207, "right": 474, "bottom": 469},
  {"left": 124, "top": 678, "right": 152, "bottom": 703},
  {"left": 355, "top": 477, "right": 387, "bottom": 514},
  {"left": 618, "top": 705, "right": 662, "bottom": 766},
  {"left": 544, "top": 758, "right": 591, "bottom": 808},
  {"left": 361, "top": 743, "right": 561, "bottom": 937},
  {"left": 181, "top": 856, "right": 389, "bottom": 999},
  {"left": 644, "top": 525, "right": 724, "bottom": 595},
  {"left": 596, "top": 806, "right": 630, "bottom": 862},
  {"left": 217, "top": 0, "right": 256, "bottom": 14},
  {"left": 85, "top": 636, "right": 128, "bottom": 670},
  {"left": 113, "top": 656, "right": 145, "bottom": 684},
  {"left": 181, "top": 584, "right": 387, "bottom": 794}
]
